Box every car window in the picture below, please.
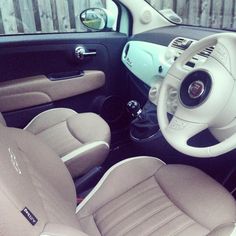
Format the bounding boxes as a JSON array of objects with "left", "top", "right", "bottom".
[
  {"left": 145, "top": 0, "right": 236, "bottom": 31},
  {"left": 0, "top": 0, "right": 118, "bottom": 35}
]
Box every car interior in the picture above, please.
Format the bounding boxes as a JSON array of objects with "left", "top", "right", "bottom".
[{"left": 1, "top": 0, "right": 236, "bottom": 235}]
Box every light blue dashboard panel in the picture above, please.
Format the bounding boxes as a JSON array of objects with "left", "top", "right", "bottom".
[{"left": 122, "top": 41, "right": 172, "bottom": 87}]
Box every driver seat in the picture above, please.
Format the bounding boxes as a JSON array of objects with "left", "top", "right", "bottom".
[{"left": 0, "top": 125, "right": 235, "bottom": 236}]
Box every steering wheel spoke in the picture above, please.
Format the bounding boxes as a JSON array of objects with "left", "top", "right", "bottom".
[
  {"left": 210, "top": 35, "right": 236, "bottom": 78},
  {"left": 168, "top": 62, "right": 189, "bottom": 81},
  {"left": 164, "top": 73, "right": 181, "bottom": 89},
  {"left": 166, "top": 116, "right": 208, "bottom": 145}
]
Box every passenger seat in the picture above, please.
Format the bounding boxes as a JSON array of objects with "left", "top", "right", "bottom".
[{"left": 1, "top": 108, "right": 111, "bottom": 178}]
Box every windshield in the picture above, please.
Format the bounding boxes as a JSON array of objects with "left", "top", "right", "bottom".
[{"left": 145, "top": 0, "right": 236, "bottom": 31}]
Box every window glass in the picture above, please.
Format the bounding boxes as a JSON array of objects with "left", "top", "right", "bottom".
[
  {"left": 0, "top": 0, "right": 118, "bottom": 35},
  {"left": 145, "top": 0, "right": 236, "bottom": 31}
]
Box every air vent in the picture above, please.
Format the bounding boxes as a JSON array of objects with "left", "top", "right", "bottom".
[
  {"left": 199, "top": 46, "right": 215, "bottom": 58},
  {"left": 170, "top": 37, "right": 193, "bottom": 50},
  {"left": 171, "top": 37, "right": 215, "bottom": 58}
]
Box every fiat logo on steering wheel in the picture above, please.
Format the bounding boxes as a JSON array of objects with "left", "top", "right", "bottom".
[{"left": 188, "top": 80, "right": 205, "bottom": 99}]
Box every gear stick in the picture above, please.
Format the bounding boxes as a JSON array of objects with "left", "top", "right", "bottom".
[
  {"left": 126, "top": 100, "right": 142, "bottom": 118},
  {"left": 129, "top": 101, "right": 160, "bottom": 141}
]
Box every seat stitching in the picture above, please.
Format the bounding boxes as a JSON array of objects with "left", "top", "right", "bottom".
[
  {"left": 31, "top": 117, "right": 71, "bottom": 135},
  {"left": 95, "top": 184, "right": 161, "bottom": 224},
  {"left": 79, "top": 176, "right": 162, "bottom": 221},
  {"left": 81, "top": 215, "right": 103, "bottom": 236},
  {"left": 153, "top": 172, "right": 211, "bottom": 231},
  {"left": 77, "top": 159, "right": 165, "bottom": 217},
  {"left": 144, "top": 212, "right": 184, "bottom": 236},
  {"left": 21, "top": 147, "right": 73, "bottom": 225},
  {"left": 24, "top": 108, "right": 77, "bottom": 130},
  {"left": 66, "top": 118, "right": 84, "bottom": 144},
  {"left": 37, "top": 121, "right": 82, "bottom": 155},
  {"left": 18, "top": 147, "right": 49, "bottom": 220},
  {"left": 100, "top": 195, "right": 166, "bottom": 235},
  {"left": 91, "top": 176, "right": 160, "bottom": 219},
  {"left": 172, "top": 222, "right": 196, "bottom": 236},
  {"left": 36, "top": 121, "right": 67, "bottom": 136},
  {"left": 117, "top": 203, "right": 174, "bottom": 236},
  {"left": 30, "top": 173, "right": 65, "bottom": 223}
]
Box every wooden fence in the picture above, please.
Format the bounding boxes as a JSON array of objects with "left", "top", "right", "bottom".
[
  {"left": 1, "top": 0, "right": 236, "bottom": 35},
  {"left": 148, "top": 0, "right": 236, "bottom": 30},
  {"left": 0, "top": 0, "right": 106, "bottom": 35}
]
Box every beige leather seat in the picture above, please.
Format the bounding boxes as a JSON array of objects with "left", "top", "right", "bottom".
[
  {"left": 0, "top": 124, "right": 235, "bottom": 236},
  {"left": 1, "top": 108, "right": 111, "bottom": 178}
]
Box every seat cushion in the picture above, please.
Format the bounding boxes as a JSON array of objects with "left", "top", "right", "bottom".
[
  {"left": 24, "top": 108, "right": 111, "bottom": 177},
  {"left": 76, "top": 157, "right": 236, "bottom": 236}
]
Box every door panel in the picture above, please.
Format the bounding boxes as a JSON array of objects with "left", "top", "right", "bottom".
[
  {"left": 0, "top": 71, "right": 105, "bottom": 112},
  {"left": 0, "top": 32, "right": 128, "bottom": 127},
  {"left": 0, "top": 33, "right": 126, "bottom": 82}
]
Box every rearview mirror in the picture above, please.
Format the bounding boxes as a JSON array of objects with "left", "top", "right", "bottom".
[{"left": 80, "top": 8, "right": 108, "bottom": 31}]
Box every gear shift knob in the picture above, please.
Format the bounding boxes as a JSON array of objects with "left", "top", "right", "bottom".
[{"left": 127, "top": 100, "right": 142, "bottom": 118}]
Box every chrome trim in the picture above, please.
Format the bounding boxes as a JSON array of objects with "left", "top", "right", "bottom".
[
  {"left": 188, "top": 80, "right": 205, "bottom": 99},
  {"left": 75, "top": 46, "right": 97, "bottom": 60}
]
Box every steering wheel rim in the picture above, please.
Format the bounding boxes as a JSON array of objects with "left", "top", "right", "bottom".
[{"left": 158, "top": 33, "right": 236, "bottom": 158}]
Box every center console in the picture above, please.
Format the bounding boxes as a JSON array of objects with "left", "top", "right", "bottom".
[
  {"left": 128, "top": 78, "right": 179, "bottom": 143},
  {"left": 129, "top": 100, "right": 160, "bottom": 142},
  {"left": 122, "top": 37, "right": 211, "bottom": 144},
  {"left": 127, "top": 83, "right": 161, "bottom": 142}
]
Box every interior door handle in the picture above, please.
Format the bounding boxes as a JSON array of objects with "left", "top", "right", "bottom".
[{"left": 75, "top": 46, "right": 96, "bottom": 60}]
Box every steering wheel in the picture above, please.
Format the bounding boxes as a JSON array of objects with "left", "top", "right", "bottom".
[{"left": 158, "top": 33, "right": 236, "bottom": 158}]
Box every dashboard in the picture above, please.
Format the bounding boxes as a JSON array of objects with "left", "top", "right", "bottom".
[
  {"left": 122, "top": 35, "right": 214, "bottom": 87},
  {"left": 121, "top": 25, "right": 222, "bottom": 114}
]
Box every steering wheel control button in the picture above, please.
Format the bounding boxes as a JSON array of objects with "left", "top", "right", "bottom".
[
  {"left": 180, "top": 70, "right": 212, "bottom": 107},
  {"left": 188, "top": 80, "right": 205, "bottom": 99},
  {"left": 169, "top": 118, "right": 187, "bottom": 130}
]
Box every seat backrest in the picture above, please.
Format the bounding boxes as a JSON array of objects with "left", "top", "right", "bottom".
[{"left": 0, "top": 125, "right": 80, "bottom": 236}]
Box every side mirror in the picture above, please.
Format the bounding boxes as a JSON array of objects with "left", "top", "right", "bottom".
[{"left": 80, "top": 8, "right": 115, "bottom": 31}]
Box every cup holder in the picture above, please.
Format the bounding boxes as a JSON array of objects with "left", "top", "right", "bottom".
[{"left": 91, "top": 95, "right": 126, "bottom": 125}]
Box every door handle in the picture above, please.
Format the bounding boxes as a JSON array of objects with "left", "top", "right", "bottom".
[{"left": 75, "top": 46, "right": 96, "bottom": 60}]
